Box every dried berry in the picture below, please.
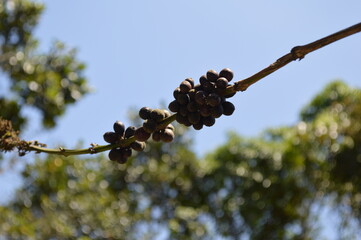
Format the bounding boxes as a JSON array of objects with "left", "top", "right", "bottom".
[
  {"left": 166, "top": 124, "right": 175, "bottom": 131},
  {"left": 122, "top": 147, "right": 132, "bottom": 158},
  {"left": 176, "top": 93, "right": 190, "bottom": 105},
  {"left": 206, "top": 69, "right": 219, "bottom": 82},
  {"left": 152, "top": 130, "right": 162, "bottom": 142},
  {"left": 130, "top": 141, "right": 146, "bottom": 151},
  {"left": 185, "top": 78, "right": 194, "bottom": 88},
  {"left": 125, "top": 126, "right": 136, "bottom": 138},
  {"left": 180, "top": 80, "right": 192, "bottom": 93},
  {"left": 143, "top": 119, "right": 157, "bottom": 133},
  {"left": 113, "top": 121, "right": 125, "bottom": 136},
  {"left": 206, "top": 93, "right": 221, "bottom": 107},
  {"left": 193, "top": 122, "right": 203, "bottom": 130},
  {"left": 150, "top": 109, "right": 166, "bottom": 122},
  {"left": 139, "top": 107, "right": 152, "bottom": 120},
  {"left": 188, "top": 112, "right": 201, "bottom": 124},
  {"left": 222, "top": 101, "right": 235, "bottom": 116},
  {"left": 108, "top": 148, "right": 123, "bottom": 161},
  {"left": 173, "top": 87, "right": 181, "bottom": 99},
  {"left": 179, "top": 105, "right": 189, "bottom": 116},
  {"left": 219, "top": 68, "right": 234, "bottom": 81},
  {"left": 134, "top": 127, "right": 151, "bottom": 141},
  {"left": 195, "top": 90, "right": 206, "bottom": 105},
  {"left": 199, "top": 105, "right": 211, "bottom": 117},
  {"left": 160, "top": 129, "right": 175, "bottom": 143},
  {"left": 187, "top": 101, "right": 198, "bottom": 112},
  {"left": 203, "top": 116, "right": 216, "bottom": 127},
  {"left": 210, "top": 104, "right": 223, "bottom": 118},
  {"left": 103, "top": 132, "right": 121, "bottom": 144},
  {"left": 216, "top": 77, "right": 228, "bottom": 89},
  {"left": 168, "top": 100, "right": 180, "bottom": 113}
]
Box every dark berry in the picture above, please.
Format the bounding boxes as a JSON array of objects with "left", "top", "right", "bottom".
[
  {"left": 168, "top": 100, "right": 180, "bottom": 112},
  {"left": 195, "top": 91, "right": 206, "bottom": 105},
  {"left": 134, "top": 127, "right": 151, "bottom": 141},
  {"left": 202, "top": 81, "right": 216, "bottom": 92},
  {"left": 103, "top": 132, "right": 121, "bottom": 144},
  {"left": 219, "top": 68, "right": 234, "bottom": 81},
  {"left": 188, "top": 90, "right": 196, "bottom": 100},
  {"left": 210, "top": 104, "right": 223, "bottom": 118},
  {"left": 125, "top": 126, "right": 136, "bottom": 138},
  {"left": 176, "top": 93, "right": 190, "bottom": 105},
  {"left": 188, "top": 112, "right": 201, "bottom": 124},
  {"left": 176, "top": 114, "right": 188, "bottom": 124},
  {"left": 108, "top": 148, "right": 123, "bottom": 161},
  {"left": 216, "top": 77, "right": 228, "bottom": 89},
  {"left": 180, "top": 80, "right": 192, "bottom": 93},
  {"left": 179, "top": 105, "right": 189, "bottom": 116},
  {"left": 199, "top": 105, "right": 211, "bottom": 117},
  {"left": 122, "top": 147, "right": 132, "bottom": 158},
  {"left": 160, "top": 129, "right": 175, "bottom": 143},
  {"left": 203, "top": 116, "right": 216, "bottom": 127},
  {"left": 206, "top": 69, "right": 219, "bottom": 82},
  {"left": 139, "top": 107, "right": 152, "bottom": 120},
  {"left": 152, "top": 130, "right": 162, "bottom": 142},
  {"left": 173, "top": 87, "right": 181, "bottom": 99},
  {"left": 187, "top": 101, "right": 198, "bottom": 112},
  {"left": 113, "top": 121, "right": 125, "bottom": 136},
  {"left": 193, "top": 122, "right": 203, "bottom": 130},
  {"left": 143, "top": 119, "right": 157, "bottom": 133},
  {"left": 150, "top": 109, "right": 166, "bottom": 122},
  {"left": 222, "top": 101, "right": 235, "bottom": 116},
  {"left": 185, "top": 78, "right": 194, "bottom": 88},
  {"left": 206, "top": 93, "right": 221, "bottom": 107},
  {"left": 130, "top": 141, "right": 146, "bottom": 151},
  {"left": 224, "top": 91, "right": 236, "bottom": 98},
  {"left": 199, "top": 75, "right": 208, "bottom": 85}
]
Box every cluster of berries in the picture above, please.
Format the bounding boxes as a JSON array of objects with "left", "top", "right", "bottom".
[
  {"left": 135, "top": 107, "right": 175, "bottom": 143},
  {"left": 168, "top": 68, "right": 236, "bottom": 130},
  {"left": 103, "top": 121, "right": 145, "bottom": 164}
]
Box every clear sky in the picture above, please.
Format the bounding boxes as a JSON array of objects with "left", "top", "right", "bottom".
[{"left": 1, "top": 0, "right": 361, "bottom": 237}]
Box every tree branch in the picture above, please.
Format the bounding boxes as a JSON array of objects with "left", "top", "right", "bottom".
[
  {"left": 24, "top": 22, "right": 361, "bottom": 156},
  {"left": 222, "top": 22, "right": 361, "bottom": 94}
]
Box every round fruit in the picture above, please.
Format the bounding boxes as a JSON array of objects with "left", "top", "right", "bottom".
[
  {"left": 188, "top": 111, "right": 201, "bottom": 124},
  {"left": 176, "top": 93, "right": 190, "bottom": 105},
  {"left": 219, "top": 68, "right": 234, "bottom": 81},
  {"left": 199, "top": 105, "right": 211, "bottom": 117},
  {"left": 122, "top": 147, "right": 132, "bottom": 158},
  {"left": 103, "top": 132, "right": 121, "bottom": 144},
  {"left": 195, "top": 91, "right": 206, "bottom": 105},
  {"left": 210, "top": 104, "right": 223, "bottom": 118},
  {"left": 180, "top": 80, "right": 192, "bottom": 93},
  {"left": 139, "top": 107, "right": 152, "bottom": 120},
  {"left": 216, "top": 77, "right": 228, "bottom": 89},
  {"left": 108, "top": 148, "right": 123, "bottom": 161},
  {"left": 173, "top": 87, "right": 181, "bottom": 99},
  {"left": 130, "top": 141, "right": 146, "bottom": 152},
  {"left": 206, "top": 69, "right": 219, "bottom": 82},
  {"left": 134, "top": 127, "right": 151, "bottom": 141},
  {"left": 192, "top": 122, "right": 203, "bottom": 130},
  {"left": 206, "top": 93, "right": 221, "bottom": 107},
  {"left": 125, "top": 126, "right": 136, "bottom": 138},
  {"left": 179, "top": 105, "right": 189, "bottom": 117},
  {"left": 222, "top": 101, "right": 235, "bottom": 116},
  {"left": 185, "top": 78, "right": 194, "bottom": 88},
  {"left": 152, "top": 130, "right": 162, "bottom": 142},
  {"left": 143, "top": 119, "right": 157, "bottom": 133},
  {"left": 168, "top": 100, "right": 180, "bottom": 113},
  {"left": 203, "top": 116, "right": 216, "bottom": 127},
  {"left": 113, "top": 121, "right": 125, "bottom": 136},
  {"left": 150, "top": 109, "right": 166, "bottom": 122},
  {"left": 187, "top": 101, "right": 198, "bottom": 112},
  {"left": 160, "top": 129, "right": 175, "bottom": 143}
]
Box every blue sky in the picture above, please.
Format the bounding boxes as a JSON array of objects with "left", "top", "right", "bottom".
[
  {"left": 1, "top": 0, "right": 361, "bottom": 237},
  {"left": 23, "top": 0, "right": 361, "bottom": 157}
]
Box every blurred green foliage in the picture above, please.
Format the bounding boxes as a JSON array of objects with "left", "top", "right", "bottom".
[
  {"left": 0, "top": 0, "right": 89, "bottom": 130},
  {"left": 0, "top": 81, "right": 360, "bottom": 239}
]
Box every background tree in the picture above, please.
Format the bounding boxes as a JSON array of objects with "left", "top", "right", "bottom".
[
  {"left": 1, "top": 81, "right": 361, "bottom": 240},
  {"left": 0, "top": 0, "right": 89, "bottom": 131}
]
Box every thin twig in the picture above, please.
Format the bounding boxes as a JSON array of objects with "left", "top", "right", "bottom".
[
  {"left": 222, "top": 22, "right": 361, "bottom": 95},
  {"left": 27, "top": 22, "right": 361, "bottom": 156}
]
